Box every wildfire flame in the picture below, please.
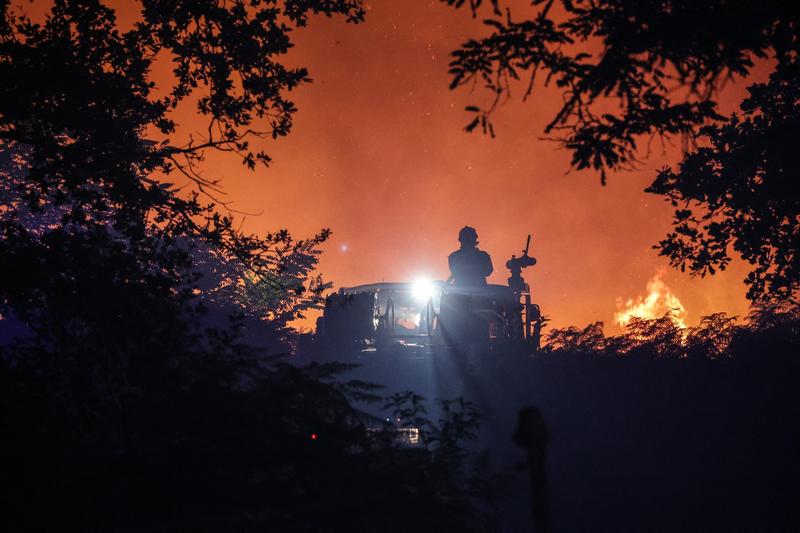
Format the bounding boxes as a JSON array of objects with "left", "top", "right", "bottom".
[{"left": 614, "top": 273, "right": 688, "bottom": 329}]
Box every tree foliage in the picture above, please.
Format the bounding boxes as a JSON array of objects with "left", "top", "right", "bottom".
[
  {"left": 542, "top": 303, "right": 800, "bottom": 358},
  {"left": 0, "top": 2, "right": 493, "bottom": 530},
  {"left": 0, "top": 0, "right": 365, "bottom": 348},
  {"left": 543, "top": 320, "right": 605, "bottom": 354},
  {"left": 0, "top": 0, "right": 364, "bottom": 266},
  {"left": 442, "top": 0, "right": 799, "bottom": 301},
  {"left": 647, "top": 58, "right": 800, "bottom": 300}
]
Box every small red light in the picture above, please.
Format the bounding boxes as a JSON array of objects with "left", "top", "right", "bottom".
[{"left": 310, "top": 433, "right": 317, "bottom": 440}]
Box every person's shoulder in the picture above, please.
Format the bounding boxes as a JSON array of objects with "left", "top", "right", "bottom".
[
  {"left": 448, "top": 249, "right": 462, "bottom": 260},
  {"left": 478, "top": 249, "right": 492, "bottom": 259}
]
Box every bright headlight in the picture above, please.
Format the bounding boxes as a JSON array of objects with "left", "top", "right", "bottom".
[{"left": 412, "top": 278, "right": 436, "bottom": 302}]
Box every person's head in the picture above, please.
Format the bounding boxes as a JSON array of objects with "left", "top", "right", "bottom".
[{"left": 458, "top": 226, "right": 478, "bottom": 248}]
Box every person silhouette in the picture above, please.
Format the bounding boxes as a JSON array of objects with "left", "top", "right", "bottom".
[
  {"left": 513, "top": 405, "right": 552, "bottom": 533},
  {"left": 447, "top": 226, "right": 493, "bottom": 287}
]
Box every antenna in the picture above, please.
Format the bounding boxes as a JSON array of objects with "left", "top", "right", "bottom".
[{"left": 523, "top": 234, "right": 531, "bottom": 256}]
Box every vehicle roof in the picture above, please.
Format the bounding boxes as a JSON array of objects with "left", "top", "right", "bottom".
[
  {"left": 339, "top": 281, "right": 514, "bottom": 298},
  {"left": 339, "top": 281, "right": 443, "bottom": 294}
]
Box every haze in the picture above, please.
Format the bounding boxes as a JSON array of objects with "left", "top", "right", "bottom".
[{"left": 124, "top": 1, "right": 757, "bottom": 331}]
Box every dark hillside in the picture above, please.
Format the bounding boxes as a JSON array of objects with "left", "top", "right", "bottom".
[{"left": 337, "top": 317, "right": 800, "bottom": 532}]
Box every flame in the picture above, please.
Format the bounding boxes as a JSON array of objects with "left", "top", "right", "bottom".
[{"left": 614, "top": 273, "right": 688, "bottom": 329}]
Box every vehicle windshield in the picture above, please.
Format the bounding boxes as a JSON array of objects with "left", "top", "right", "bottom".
[{"left": 377, "top": 290, "right": 437, "bottom": 335}]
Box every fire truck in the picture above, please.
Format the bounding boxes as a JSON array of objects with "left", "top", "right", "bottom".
[{"left": 315, "top": 236, "right": 543, "bottom": 357}]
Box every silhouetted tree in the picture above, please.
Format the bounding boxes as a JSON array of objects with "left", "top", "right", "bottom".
[
  {"left": 684, "top": 312, "right": 738, "bottom": 358},
  {"left": 730, "top": 299, "right": 800, "bottom": 358},
  {"left": 647, "top": 57, "right": 800, "bottom": 301},
  {"left": 0, "top": 2, "right": 493, "bottom": 531},
  {"left": 1, "top": 0, "right": 364, "bottom": 286},
  {"left": 621, "top": 314, "right": 684, "bottom": 358},
  {"left": 543, "top": 314, "right": 685, "bottom": 358},
  {"left": 378, "top": 392, "right": 496, "bottom": 531},
  {"left": 542, "top": 321, "right": 605, "bottom": 354},
  {"left": 0, "top": 0, "right": 364, "bottom": 361},
  {"left": 442, "top": 0, "right": 799, "bottom": 301},
  {"left": 541, "top": 304, "right": 800, "bottom": 359},
  {"left": 744, "top": 293, "right": 800, "bottom": 332},
  {"left": 192, "top": 230, "right": 333, "bottom": 348}
]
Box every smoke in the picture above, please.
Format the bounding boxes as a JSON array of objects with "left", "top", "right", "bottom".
[{"left": 614, "top": 273, "right": 688, "bottom": 328}]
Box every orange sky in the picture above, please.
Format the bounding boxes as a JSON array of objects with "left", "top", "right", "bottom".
[
  {"left": 25, "top": 1, "right": 760, "bottom": 333},
  {"left": 215, "top": 1, "right": 756, "bottom": 333}
]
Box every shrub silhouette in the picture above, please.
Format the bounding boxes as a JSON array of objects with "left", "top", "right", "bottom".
[
  {"left": 542, "top": 303, "right": 799, "bottom": 359},
  {"left": 0, "top": 2, "right": 493, "bottom": 531}
]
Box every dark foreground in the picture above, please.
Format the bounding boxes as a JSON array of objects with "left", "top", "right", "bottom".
[
  {"left": 3, "top": 333, "right": 798, "bottom": 532},
  {"left": 320, "top": 346, "right": 800, "bottom": 532}
]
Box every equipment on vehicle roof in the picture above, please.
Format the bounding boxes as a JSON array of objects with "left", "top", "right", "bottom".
[{"left": 315, "top": 235, "right": 544, "bottom": 358}]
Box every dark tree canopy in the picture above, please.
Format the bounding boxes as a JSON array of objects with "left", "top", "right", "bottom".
[
  {"left": 542, "top": 302, "right": 799, "bottom": 359},
  {"left": 0, "top": 0, "right": 368, "bottom": 335},
  {"left": 443, "top": 0, "right": 799, "bottom": 301},
  {"left": 647, "top": 58, "right": 800, "bottom": 301},
  {"left": 0, "top": 3, "right": 499, "bottom": 530},
  {"left": 0, "top": 0, "right": 364, "bottom": 262}
]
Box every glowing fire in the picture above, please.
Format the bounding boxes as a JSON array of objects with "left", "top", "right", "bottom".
[{"left": 615, "top": 273, "right": 688, "bottom": 329}]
